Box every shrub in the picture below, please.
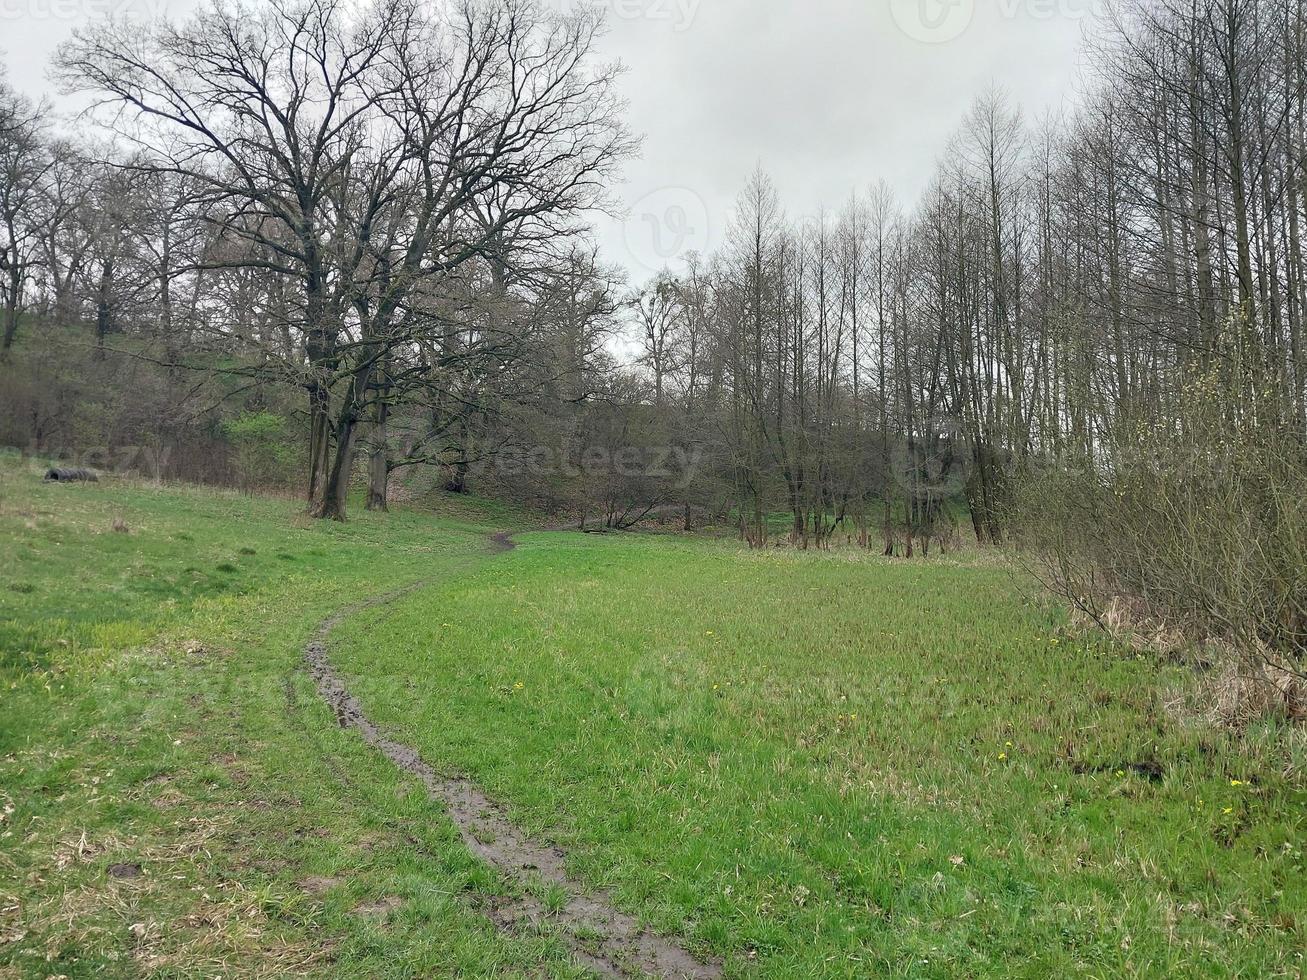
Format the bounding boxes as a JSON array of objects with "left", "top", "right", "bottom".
[
  {"left": 1013, "top": 349, "right": 1306, "bottom": 725},
  {"left": 223, "top": 412, "right": 296, "bottom": 492}
]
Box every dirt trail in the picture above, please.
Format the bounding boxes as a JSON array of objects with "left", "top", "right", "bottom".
[{"left": 304, "top": 531, "right": 722, "bottom": 979}]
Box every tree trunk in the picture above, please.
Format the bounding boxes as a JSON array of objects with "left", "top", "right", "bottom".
[
  {"left": 1, "top": 298, "right": 18, "bottom": 352},
  {"left": 366, "top": 379, "right": 391, "bottom": 511},
  {"left": 314, "top": 418, "right": 357, "bottom": 522},
  {"left": 366, "top": 453, "right": 389, "bottom": 511},
  {"left": 2, "top": 220, "right": 22, "bottom": 352},
  {"left": 94, "top": 258, "right": 113, "bottom": 359},
  {"left": 446, "top": 463, "right": 468, "bottom": 494},
  {"left": 306, "top": 380, "right": 332, "bottom": 508}
]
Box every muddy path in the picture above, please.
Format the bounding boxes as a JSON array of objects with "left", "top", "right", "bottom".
[{"left": 304, "top": 531, "right": 722, "bottom": 979}]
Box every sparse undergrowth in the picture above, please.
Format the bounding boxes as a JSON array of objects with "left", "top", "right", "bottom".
[{"left": 1, "top": 464, "right": 1304, "bottom": 978}]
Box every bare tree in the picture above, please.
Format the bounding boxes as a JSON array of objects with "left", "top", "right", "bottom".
[
  {"left": 0, "top": 75, "right": 49, "bottom": 353},
  {"left": 628, "top": 270, "right": 684, "bottom": 408},
  {"left": 58, "top": 0, "right": 634, "bottom": 519}
]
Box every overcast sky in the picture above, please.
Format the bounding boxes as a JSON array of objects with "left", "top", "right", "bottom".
[{"left": 1, "top": 0, "right": 1101, "bottom": 285}]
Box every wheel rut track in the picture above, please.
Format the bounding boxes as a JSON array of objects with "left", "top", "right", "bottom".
[{"left": 304, "top": 530, "right": 722, "bottom": 979}]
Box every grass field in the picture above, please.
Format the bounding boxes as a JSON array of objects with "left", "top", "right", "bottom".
[{"left": 1, "top": 461, "right": 1303, "bottom": 977}]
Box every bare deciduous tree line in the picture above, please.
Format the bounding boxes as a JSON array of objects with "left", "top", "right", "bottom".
[
  {"left": 621, "top": 0, "right": 1307, "bottom": 561},
  {"left": 0, "top": 0, "right": 1303, "bottom": 598}
]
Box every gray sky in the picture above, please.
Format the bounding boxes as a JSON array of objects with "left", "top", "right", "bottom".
[
  {"left": 1, "top": 0, "right": 1101, "bottom": 285},
  {"left": 571, "top": 0, "right": 1100, "bottom": 283}
]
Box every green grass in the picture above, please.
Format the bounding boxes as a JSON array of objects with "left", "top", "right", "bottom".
[
  {"left": 333, "top": 534, "right": 1306, "bottom": 978},
  {"left": 1, "top": 463, "right": 1303, "bottom": 977},
  {"left": 0, "top": 462, "right": 580, "bottom": 977}
]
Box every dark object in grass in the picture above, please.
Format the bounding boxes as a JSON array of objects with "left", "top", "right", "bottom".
[
  {"left": 107, "top": 862, "right": 141, "bottom": 879},
  {"left": 1072, "top": 759, "right": 1166, "bottom": 784},
  {"left": 44, "top": 467, "right": 99, "bottom": 483},
  {"left": 1128, "top": 760, "right": 1166, "bottom": 783}
]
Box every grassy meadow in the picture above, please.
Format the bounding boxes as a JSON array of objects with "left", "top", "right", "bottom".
[{"left": 1, "top": 461, "right": 1303, "bottom": 977}]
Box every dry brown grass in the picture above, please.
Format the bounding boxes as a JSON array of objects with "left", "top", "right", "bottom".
[
  {"left": 1074, "top": 596, "right": 1306, "bottom": 729},
  {"left": 2, "top": 791, "right": 331, "bottom": 978},
  {"left": 1199, "top": 657, "right": 1307, "bottom": 730}
]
